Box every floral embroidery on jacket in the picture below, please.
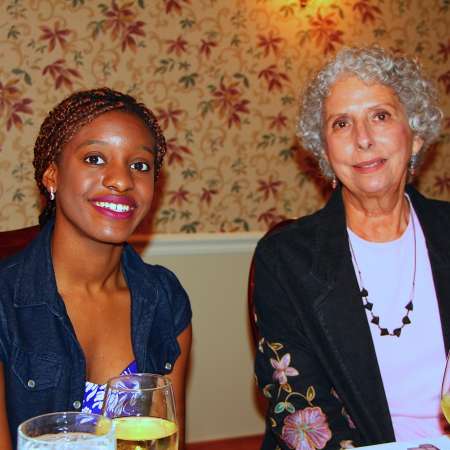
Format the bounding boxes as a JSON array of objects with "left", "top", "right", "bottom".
[
  {"left": 341, "top": 406, "right": 356, "bottom": 430},
  {"left": 281, "top": 406, "right": 332, "bottom": 450},
  {"left": 330, "top": 387, "right": 356, "bottom": 430},
  {"left": 260, "top": 339, "right": 332, "bottom": 449},
  {"left": 271, "top": 353, "right": 299, "bottom": 384}
]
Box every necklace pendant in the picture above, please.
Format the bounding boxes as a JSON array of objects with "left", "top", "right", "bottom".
[
  {"left": 402, "top": 316, "right": 411, "bottom": 324},
  {"left": 405, "top": 301, "right": 413, "bottom": 311},
  {"left": 360, "top": 288, "right": 369, "bottom": 298},
  {"left": 393, "top": 328, "right": 402, "bottom": 337},
  {"left": 371, "top": 316, "right": 379, "bottom": 325},
  {"left": 364, "top": 301, "right": 373, "bottom": 311},
  {"left": 380, "top": 328, "right": 389, "bottom": 336}
]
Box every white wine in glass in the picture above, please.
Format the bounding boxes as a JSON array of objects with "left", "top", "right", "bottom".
[
  {"left": 102, "top": 373, "right": 178, "bottom": 450},
  {"left": 441, "top": 352, "right": 450, "bottom": 423}
]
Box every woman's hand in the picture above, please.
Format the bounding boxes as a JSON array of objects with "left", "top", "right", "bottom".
[
  {"left": 0, "top": 363, "right": 13, "bottom": 450},
  {"left": 167, "top": 324, "right": 192, "bottom": 450}
]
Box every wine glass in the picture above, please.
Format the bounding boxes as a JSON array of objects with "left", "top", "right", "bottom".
[
  {"left": 441, "top": 352, "right": 450, "bottom": 424},
  {"left": 17, "top": 411, "right": 115, "bottom": 450},
  {"left": 102, "top": 373, "right": 178, "bottom": 450}
]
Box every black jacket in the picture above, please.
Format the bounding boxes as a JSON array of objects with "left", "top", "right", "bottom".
[{"left": 254, "top": 186, "right": 450, "bottom": 449}]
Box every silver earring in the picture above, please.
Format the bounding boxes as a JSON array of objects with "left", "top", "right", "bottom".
[
  {"left": 331, "top": 175, "right": 337, "bottom": 190},
  {"left": 409, "top": 154, "right": 418, "bottom": 177},
  {"left": 49, "top": 187, "right": 55, "bottom": 201}
]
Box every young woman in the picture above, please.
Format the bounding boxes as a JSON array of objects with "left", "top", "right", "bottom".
[{"left": 0, "top": 88, "right": 192, "bottom": 449}]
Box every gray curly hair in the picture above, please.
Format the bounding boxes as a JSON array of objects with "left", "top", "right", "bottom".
[{"left": 297, "top": 46, "right": 443, "bottom": 179}]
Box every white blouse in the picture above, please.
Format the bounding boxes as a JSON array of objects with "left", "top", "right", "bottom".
[{"left": 348, "top": 203, "right": 447, "bottom": 441}]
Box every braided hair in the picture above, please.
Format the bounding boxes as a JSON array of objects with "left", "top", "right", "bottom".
[{"left": 33, "top": 88, "right": 166, "bottom": 226}]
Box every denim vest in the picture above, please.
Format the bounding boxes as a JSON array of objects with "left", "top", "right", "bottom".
[{"left": 0, "top": 220, "right": 192, "bottom": 445}]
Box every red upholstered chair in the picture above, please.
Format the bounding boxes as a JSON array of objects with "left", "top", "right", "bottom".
[
  {"left": 0, "top": 225, "right": 40, "bottom": 260},
  {"left": 248, "top": 219, "right": 295, "bottom": 345}
]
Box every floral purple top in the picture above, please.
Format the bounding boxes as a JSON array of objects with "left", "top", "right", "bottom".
[{"left": 81, "top": 361, "right": 137, "bottom": 415}]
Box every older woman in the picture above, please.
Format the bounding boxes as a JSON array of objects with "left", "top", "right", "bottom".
[{"left": 254, "top": 46, "right": 448, "bottom": 450}]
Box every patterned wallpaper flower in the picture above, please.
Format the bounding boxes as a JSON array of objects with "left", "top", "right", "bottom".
[{"left": 0, "top": 0, "right": 449, "bottom": 233}]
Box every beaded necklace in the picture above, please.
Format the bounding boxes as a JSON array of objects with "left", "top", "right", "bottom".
[{"left": 348, "top": 199, "right": 417, "bottom": 338}]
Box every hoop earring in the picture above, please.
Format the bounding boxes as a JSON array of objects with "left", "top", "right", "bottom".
[
  {"left": 409, "top": 154, "right": 418, "bottom": 177},
  {"left": 49, "top": 187, "right": 55, "bottom": 201},
  {"left": 331, "top": 175, "right": 337, "bottom": 190}
]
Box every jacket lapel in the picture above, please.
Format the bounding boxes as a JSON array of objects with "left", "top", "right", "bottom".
[
  {"left": 310, "top": 189, "right": 395, "bottom": 443},
  {"left": 407, "top": 186, "right": 450, "bottom": 352}
]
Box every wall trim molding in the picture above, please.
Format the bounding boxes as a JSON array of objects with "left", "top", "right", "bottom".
[{"left": 130, "top": 231, "right": 263, "bottom": 256}]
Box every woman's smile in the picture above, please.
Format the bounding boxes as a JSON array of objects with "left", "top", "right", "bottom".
[
  {"left": 91, "top": 194, "right": 137, "bottom": 220},
  {"left": 352, "top": 157, "right": 387, "bottom": 173}
]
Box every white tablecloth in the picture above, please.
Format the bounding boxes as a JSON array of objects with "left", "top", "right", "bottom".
[{"left": 357, "top": 435, "right": 450, "bottom": 449}]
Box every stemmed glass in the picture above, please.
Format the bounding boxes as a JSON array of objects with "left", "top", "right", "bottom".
[
  {"left": 17, "top": 412, "right": 115, "bottom": 450},
  {"left": 102, "top": 373, "right": 178, "bottom": 450},
  {"left": 441, "top": 352, "right": 450, "bottom": 424}
]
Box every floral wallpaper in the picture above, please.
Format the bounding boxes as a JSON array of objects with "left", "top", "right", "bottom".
[{"left": 0, "top": 0, "right": 449, "bottom": 233}]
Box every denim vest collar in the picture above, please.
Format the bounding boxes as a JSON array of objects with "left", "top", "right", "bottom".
[
  {"left": 12, "top": 220, "right": 64, "bottom": 316},
  {"left": 11, "top": 220, "right": 160, "bottom": 338}
]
